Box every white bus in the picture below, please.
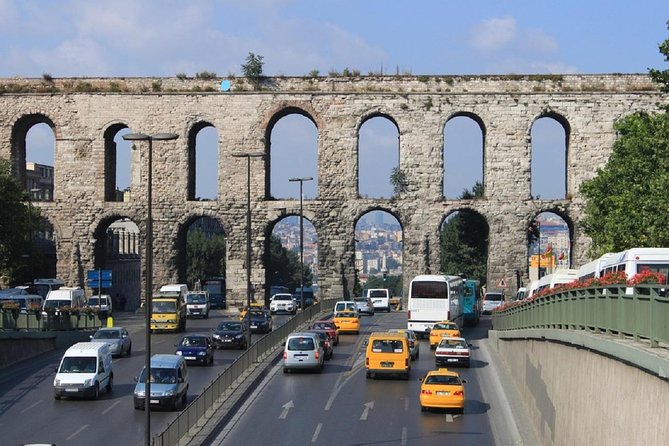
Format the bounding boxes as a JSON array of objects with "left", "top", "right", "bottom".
[
  {"left": 577, "top": 253, "right": 614, "bottom": 281},
  {"left": 597, "top": 248, "right": 669, "bottom": 279},
  {"left": 407, "top": 274, "right": 465, "bottom": 338},
  {"left": 528, "top": 269, "right": 579, "bottom": 297}
]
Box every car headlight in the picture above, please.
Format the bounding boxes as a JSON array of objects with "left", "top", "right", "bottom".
[
  {"left": 54, "top": 379, "right": 61, "bottom": 386},
  {"left": 175, "top": 351, "right": 183, "bottom": 355},
  {"left": 235, "top": 334, "right": 244, "bottom": 339},
  {"left": 135, "top": 389, "right": 145, "bottom": 397},
  {"left": 213, "top": 333, "right": 221, "bottom": 339},
  {"left": 164, "top": 389, "right": 175, "bottom": 396},
  {"left": 84, "top": 379, "right": 93, "bottom": 387},
  {"left": 197, "top": 351, "right": 206, "bottom": 356}
]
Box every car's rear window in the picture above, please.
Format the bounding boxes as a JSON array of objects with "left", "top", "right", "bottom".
[
  {"left": 425, "top": 375, "right": 461, "bottom": 385},
  {"left": 288, "top": 337, "right": 315, "bottom": 351},
  {"left": 371, "top": 340, "right": 404, "bottom": 353},
  {"left": 433, "top": 323, "right": 458, "bottom": 330},
  {"left": 485, "top": 293, "right": 503, "bottom": 302},
  {"left": 439, "top": 339, "right": 468, "bottom": 349}
]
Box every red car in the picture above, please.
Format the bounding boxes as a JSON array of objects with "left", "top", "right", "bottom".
[{"left": 309, "top": 320, "right": 339, "bottom": 346}]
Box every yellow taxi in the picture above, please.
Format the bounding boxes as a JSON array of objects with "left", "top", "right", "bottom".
[
  {"left": 419, "top": 368, "right": 466, "bottom": 413},
  {"left": 238, "top": 303, "right": 268, "bottom": 321},
  {"left": 429, "top": 321, "right": 461, "bottom": 349},
  {"left": 333, "top": 310, "right": 360, "bottom": 334}
]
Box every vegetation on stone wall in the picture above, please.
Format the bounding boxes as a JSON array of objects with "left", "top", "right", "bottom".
[
  {"left": 266, "top": 235, "right": 312, "bottom": 292},
  {"left": 439, "top": 182, "right": 488, "bottom": 286},
  {"left": 186, "top": 229, "right": 226, "bottom": 288},
  {"left": 0, "top": 159, "right": 43, "bottom": 287},
  {"left": 580, "top": 24, "right": 669, "bottom": 256},
  {"left": 241, "top": 52, "right": 264, "bottom": 90}
]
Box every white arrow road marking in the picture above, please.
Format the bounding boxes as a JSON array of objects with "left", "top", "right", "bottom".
[
  {"left": 20, "top": 399, "right": 43, "bottom": 413},
  {"left": 360, "top": 401, "right": 375, "bottom": 420},
  {"left": 279, "top": 400, "right": 294, "bottom": 419}
]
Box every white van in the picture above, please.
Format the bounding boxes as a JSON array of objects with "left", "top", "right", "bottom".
[
  {"left": 366, "top": 289, "right": 391, "bottom": 312},
  {"left": 185, "top": 291, "right": 210, "bottom": 318},
  {"left": 333, "top": 300, "right": 357, "bottom": 313},
  {"left": 54, "top": 342, "right": 113, "bottom": 400},
  {"left": 43, "top": 287, "right": 86, "bottom": 315},
  {"left": 86, "top": 294, "right": 112, "bottom": 315}
]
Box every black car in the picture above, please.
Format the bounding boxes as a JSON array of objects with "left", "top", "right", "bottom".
[
  {"left": 247, "top": 310, "right": 273, "bottom": 334},
  {"left": 212, "top": 320, "right": 248, "bottom": 349}
]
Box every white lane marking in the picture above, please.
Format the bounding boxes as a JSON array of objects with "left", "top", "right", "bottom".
[
  {"left": 404, "top": 397, "right": 409, "bottom": 412},
  {"left": 401, "top": 426, "right": 407, "bottom": 445},
  {"left": 279, "top": 400, "right": 294, "bottom": 419},
  {"left": 445, "top": 413, "right": 454, "bottom": 422},
  {"left": 20, "top": 399, "right": 43, "bottom": 413},
  {"left": 311, "top": 422, "right": 322, "bottom": 443},
  {"left": 66, "top": 424, "right": 89, "bottom": 441},
  {"left": 101, "top": 399, "right": 121, "bottom": 415},
  {"left": 359, "top": 401, "right": 374, "bottom": 420}
]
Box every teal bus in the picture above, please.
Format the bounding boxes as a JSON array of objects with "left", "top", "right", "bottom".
[{"left": 462, "top": 279, "right": 482, "bottom": 326}]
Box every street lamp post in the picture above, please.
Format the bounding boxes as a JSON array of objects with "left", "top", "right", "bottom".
[
  {"left": 232, "top": 152, "right": 264, "bottom": 349},
  {"left": 27, "top": 188, "right": 41, "bottom": 287},
  {"left": 289, "top": 177, "right": 313, "bottom": 310},
  {"left": 122, "top": 132, "right": 178, "bottom": 446}
]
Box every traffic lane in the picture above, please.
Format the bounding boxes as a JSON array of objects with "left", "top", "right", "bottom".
[
  {"left": 215, "top": 311, "right": 496, "bottom": 446},
  {"left": 1, "top": 310, "right": 293, "bottom": 445}
]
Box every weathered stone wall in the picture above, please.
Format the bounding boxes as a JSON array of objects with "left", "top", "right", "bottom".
[{"left": 0, "top": 75, "right": 664, "bottom": 306}]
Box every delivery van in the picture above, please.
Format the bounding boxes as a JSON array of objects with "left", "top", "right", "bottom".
[
  {"left": 43, "top": 287, "right": 86, "bottom": 315},
  {"left": 54, "top": 342, "right": 113, "bottom": 400},
  {"left": 365, "top": 332, "right": 411, "bottom": 380}
]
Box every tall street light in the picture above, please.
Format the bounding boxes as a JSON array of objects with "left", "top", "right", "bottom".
[
  {"left": 232, "top": 151, "right": 264, "bottom": 349},
  {"left": 26, "top": 188, "right": 41, "bottom": 288},
  {"left": 289, "top": 177, "right": 313, "bottom": 310},
  {"left": 122, "top": 132, "right": 178, "bottom": 446}
]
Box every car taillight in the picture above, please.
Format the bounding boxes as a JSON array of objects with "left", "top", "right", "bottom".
[
  {"left": 421, "top": 389, "right": 432, "bottom": 395},
  {"left": 366, "top": 358, "right": 369, "bottom": 366},
  {"left": 447, "top": 310, "right": 450, "bottom": 320},
  {"left": 408, "top": 310, "right": 411, "bottom": 319},
  {"left": 283, "top": 351, "right": 287, "bottom": 359},
  {"left": 453, "top": 390, "right": 463, "bottom": 396},
  {"left": 405, "top": 358, "right": 409, "bottom": 367},
  {"left": 315, "top": 351, "right": 320, "bottom": 359}
]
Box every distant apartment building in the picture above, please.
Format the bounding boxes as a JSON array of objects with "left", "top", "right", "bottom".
[{"left": 26, "top": 162, "right": 54, "bottom": 201}]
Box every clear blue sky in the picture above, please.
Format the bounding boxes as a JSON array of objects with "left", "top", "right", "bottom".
[{"left": 4, "top": 1, "right": 668, "bottom": 200}]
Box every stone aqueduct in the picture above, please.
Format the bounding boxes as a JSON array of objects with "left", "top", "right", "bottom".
[{"left": 0, "top": 74, "right": 663, "bottom": 306}]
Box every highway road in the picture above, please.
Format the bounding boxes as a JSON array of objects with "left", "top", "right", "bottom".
[
  {"left": 0, "top": 309, "right": 292, "bottom": 446},
  {"left": 212, "top": 312, "right": 507, "bottom": 446}
]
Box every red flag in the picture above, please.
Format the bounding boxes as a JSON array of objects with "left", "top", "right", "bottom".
[
  {"left": 558, "top": 251, "right": 565, "bottom": 260},
  {"left": 544, "top": 243, "right": 552, "bottom": 255}
]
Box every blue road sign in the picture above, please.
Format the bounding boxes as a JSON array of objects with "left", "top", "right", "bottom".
[
  {"left": 87, "top": 270, "right": 112, "bottom": 281},
  {"left": 88, "top": 280, "right": 112, "bottom": 289}
]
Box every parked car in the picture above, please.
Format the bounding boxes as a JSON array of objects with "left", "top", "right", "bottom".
[
  {"left": 388, "top": 328, "right": 420, "bottom": 360},
  {"left": 175, "top": 334, "right": 214, "bottom": 366},
  {"left": 283, "top": 332, "right": 324, "bottom": 373},
  {"left": 212, "top": 319, "right": 248, "bottom": 350},
  {"left": 133, "top": 354, "right": 189, "bottom": 411},
  {"left": 269, "top": 293, "right": 297, "bottom": 315},
  {"left": 90, "top": 327, "right": 132, "bottom": 357},
  {"left": 354, "top": 297, "right": 375, "bottom": 315},
  {"left": 248, "top": 309, "right": 273, "bottom": 333},
  {"left": 305, "top": 330, "right": 333, "bottom": 360},
  {"left": 434, "top": 337, "right": 471, "bottom": 368},
  {"left": 309, "top": 320, "right": 339, "bottom": 346},
  {"left": 419, "top": 368, "right": 466, "bottom": 413}
]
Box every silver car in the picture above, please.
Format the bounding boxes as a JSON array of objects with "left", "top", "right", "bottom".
[
  {"left": 388, "top": 328, "right": 420, "bottom": 360},
  {"left": 283, "top": 332, "right": 324, "bottom": 373},
  {"left": 90, "top": 327, "right": 132, "bottom": 357},
  {"left": 354, "top": 297, "right": 375, "bottom": 315}
]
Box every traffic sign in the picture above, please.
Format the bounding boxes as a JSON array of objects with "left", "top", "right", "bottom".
[
  {"left": 497, "top": 278, "right": 508, "bottom": 288},
  {"left": 87, "top": 269, "right": 112, "bottom": 281},
  {"left": 88, "top": 280, "right": 112, "bottom": 289}
]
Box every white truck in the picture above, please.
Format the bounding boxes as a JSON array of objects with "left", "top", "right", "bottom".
[
  {"left": 366, "top": 288, "right": 391, "bottom": 313},
  {"left": 185, "top": 291, "right": 210, "bottom": 318}
]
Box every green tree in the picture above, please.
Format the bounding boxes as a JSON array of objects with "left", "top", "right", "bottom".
[
  {"left": 649, "top": 21, "right": 669, "bottom": 95},
  {"left": 186, "top": 229, "right": 226, "bottom": 287},
  {"left": 363, "top": 274, "right": 403, "bottom": 297},
  {"left": 389, "top": 166, "right": 408, "bottom": 196},
  {"left": 241, "top": 52, "right": 264, "bottom": 90},
  {"left": 266, "top": 235, "right": 312, "bottom": 291},
  {"left": 579, "top": 111, "right": 669, "bottom": 255},
  {"left": 439, "top": 182, "right": 488, "bottom": 285},
  {"left": 0, "top": 158, "right": 41, "bottom": 286}
]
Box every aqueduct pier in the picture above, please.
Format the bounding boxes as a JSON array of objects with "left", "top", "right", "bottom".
[{"left": 1, "top": 74, "right": 664, "bottom": 306}]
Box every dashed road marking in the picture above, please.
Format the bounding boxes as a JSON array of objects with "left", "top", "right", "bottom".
[
  {"left": 20, "top": 399, "right": 43, "bottom": 413},
  {"left": 66, "top": 424, "right": 89, "bottom": 441},
  {"left": 101, "top": 399, "right": 121, "bottom": 415},
  {"left": 311, "top": 422, "right": 322, "bottom": 443}
]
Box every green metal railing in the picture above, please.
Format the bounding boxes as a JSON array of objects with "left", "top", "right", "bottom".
[
  {"left": 0, "top": 310, "right": 106, "bottom": 331},
  {"left": 491, "top": 285, "right": 669, "bottom": 348}
]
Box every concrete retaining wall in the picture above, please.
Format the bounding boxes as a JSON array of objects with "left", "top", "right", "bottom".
[
  {"left": 488, "top": 330, "right": 669, "bottom": 446},
  {"left": 0, "top": 331, "right": 94, "bottom": 369}
]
